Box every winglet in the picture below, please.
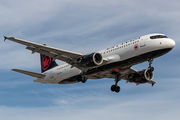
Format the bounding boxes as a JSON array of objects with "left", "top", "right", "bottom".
[{"left": 4, "top": 36, "right": 7, "bottom": 41}]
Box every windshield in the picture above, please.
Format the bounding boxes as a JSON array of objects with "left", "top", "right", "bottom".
[{"left": 150, "top": 35, "right": 168, "bottom": 39}]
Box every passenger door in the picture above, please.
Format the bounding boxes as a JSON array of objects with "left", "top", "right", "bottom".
[{"left": 140, "top": 38, "right": 146, "bottom": 47}]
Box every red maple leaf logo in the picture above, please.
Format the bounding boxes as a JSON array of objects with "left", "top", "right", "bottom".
[
  {"left": 42, "top": 56, "right": 51, "bottom": 70},
  {"left": 43, "top": 58, "right": 50, "bottom": 67},
  {"left": 134, "top": 44, "right": 139, "bottom": 51}
]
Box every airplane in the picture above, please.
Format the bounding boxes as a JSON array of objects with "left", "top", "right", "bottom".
[{"left": 4, "top": 33, "right": 175, "bottom": 93}]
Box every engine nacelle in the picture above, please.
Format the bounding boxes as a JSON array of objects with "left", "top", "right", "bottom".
[
  {"left": 78, "top": 52, "right": 103, "bottom": 67},
  {"left": 129, "top": 69, "right": 154, "bottom": 83}
]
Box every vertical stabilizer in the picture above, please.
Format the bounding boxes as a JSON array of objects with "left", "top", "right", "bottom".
[{"left": 40, "top": 54, "right": 58, "bottom": 73}]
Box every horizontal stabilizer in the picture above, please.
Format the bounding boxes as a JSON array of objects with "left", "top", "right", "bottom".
[{"left": 12, "top": 69, "right": 45, "bottom": 78}]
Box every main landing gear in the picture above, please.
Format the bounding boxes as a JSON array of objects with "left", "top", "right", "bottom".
[{"left": 111, "top": 73, "right": 121, "bottom": 93}]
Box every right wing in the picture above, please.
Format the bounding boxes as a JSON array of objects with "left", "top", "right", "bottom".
[{"left": 12, "top": 69, "right": 45, "bottom": 78}]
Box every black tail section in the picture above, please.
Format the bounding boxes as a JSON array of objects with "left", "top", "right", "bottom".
[{"left": 40, "top": 54, "right": 58, "bottom": 73}]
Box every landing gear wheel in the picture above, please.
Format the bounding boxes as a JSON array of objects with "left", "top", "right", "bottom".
[
  {"left": 81, "top": 80, "right": 86, "bottom": 83},
  {"left": 111, "top": 85, "right": 116, "bottom": 92},
  {"left": 148, "top": 67, "right": 154, "bottom": 71},
  {"left": 115, "top": 86, "right": 120, "bottom": 93},
  {"left": 111, "top": 85, "right": 120, "bottom": 93},
  {"left": 81, "top": 76, "right": 87, "bottom": 83}
]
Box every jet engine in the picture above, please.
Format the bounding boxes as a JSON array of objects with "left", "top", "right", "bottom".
[
  {"left": 77, "top": 52, "right": 103, "bottom": 67},
  {"left": 128, "top": 69, "right": 154, "bottom": 83}
]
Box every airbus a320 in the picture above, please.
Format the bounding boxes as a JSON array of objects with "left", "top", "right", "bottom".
[{"left": 4, "top": 33, "right": 175, "bottom": 93}]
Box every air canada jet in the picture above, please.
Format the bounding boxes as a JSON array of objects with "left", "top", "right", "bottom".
[{"left": 4, "top": 33, "right": 175, "bottom": 93}]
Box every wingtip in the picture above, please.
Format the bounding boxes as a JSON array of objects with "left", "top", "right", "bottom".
[
  {"left": 152, "top": 83, "right": 155, "bottom": 87},
  {"left": 4, "top": 36, "right": 15, "bottom": 41},
  {"left": 11, "top": 69, "right": 17, "bottom": 71},
  {"left": 4, "top": 36, "right": 7, "bottom": 41}
]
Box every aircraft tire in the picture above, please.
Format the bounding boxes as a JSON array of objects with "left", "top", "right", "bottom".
[
  {"left": 81, "top": 80, "right": 86, "bottom": 83},
  {"left": 115, "top": 86, "right": 120, "bottom": 93},
  {"left": 111, "top": 85, "right": 116, "bottom": 92}
]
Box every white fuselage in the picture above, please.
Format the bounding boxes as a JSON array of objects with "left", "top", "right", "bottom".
[{"left": 34, "top": 33, "right": 175, "bottom": 84}]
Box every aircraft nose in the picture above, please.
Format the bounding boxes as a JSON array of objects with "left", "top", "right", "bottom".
[{"left": 168, "top": 39, "right": 175, "bottom": 48}]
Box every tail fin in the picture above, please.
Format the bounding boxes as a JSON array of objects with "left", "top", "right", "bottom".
[{"left": 40, "top": 54, "right": 58, "bottom": 73}]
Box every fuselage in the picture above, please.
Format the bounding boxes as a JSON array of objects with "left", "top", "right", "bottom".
[{"left": 34, "top": 33, "right": 175, "bottom": 84}]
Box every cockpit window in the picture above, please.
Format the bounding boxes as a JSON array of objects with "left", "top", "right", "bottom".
[{"left": 150, "top": 35, "right": 168, "bottom": 39}]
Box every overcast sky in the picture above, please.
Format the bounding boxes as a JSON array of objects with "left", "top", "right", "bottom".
[{"left": 0, "top": 0, "right": 180, "bottom": 120}]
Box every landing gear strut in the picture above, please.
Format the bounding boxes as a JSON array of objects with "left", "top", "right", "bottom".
[
  {"left": 111, "top": 73, "right": 121, "bottom": 93},
  {"left": 148, "top": 58, "right": 154, "bottom": 72},
  {"left": 148, "top": 58, "right": 155, "bottom": 87}
]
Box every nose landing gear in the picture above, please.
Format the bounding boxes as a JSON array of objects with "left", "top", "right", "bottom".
[
  {"left": 148, "top": 58, "right": 154, "bottom": 72},
  {"left": 148, "top": 58, "right": 156, "bottom": 86}
]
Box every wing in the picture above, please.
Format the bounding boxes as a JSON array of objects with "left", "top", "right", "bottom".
[
  {"left": 120, "top": 68, "right": 156, "bottom": 85},
  {"left": 90, "top": 67, "right": 156, "bottom": 85},
  {"left": 4, "top": 37, "right": 84, "bottom": 66},
  {"left": 88, "top": 67, "right": 136, "bottom": 79},
  {"left": 105, "top": 67, "right": 137, "bottom": 79}
]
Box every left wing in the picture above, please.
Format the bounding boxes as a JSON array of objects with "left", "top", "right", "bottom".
[
  {"left": 121, "top": 68, "right": 157, "bottom": 86},
  {"left": 4, "top": 37, "right": 84, "bottom": 66},
  {"left": 90, "top": 67, "right": 156, "bottom": 86}
]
